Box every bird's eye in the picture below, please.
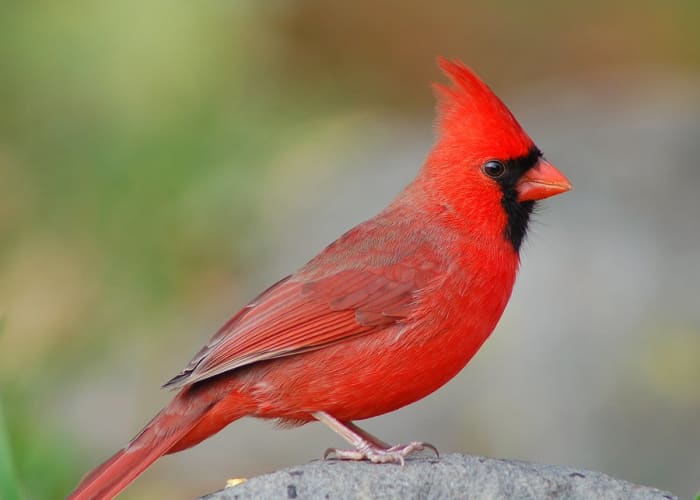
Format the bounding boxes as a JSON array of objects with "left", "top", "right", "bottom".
[{"left": 482, "top": 160, "right": 506, "bottom": 179}]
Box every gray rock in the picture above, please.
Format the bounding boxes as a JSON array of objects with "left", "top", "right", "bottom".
[{"left": 199, "top": 453, "right": 676, "bottom": 500}]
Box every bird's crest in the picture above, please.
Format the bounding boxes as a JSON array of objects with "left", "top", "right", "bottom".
[{"left": 433, "top": 57, "right": 534, "bottom": 159}]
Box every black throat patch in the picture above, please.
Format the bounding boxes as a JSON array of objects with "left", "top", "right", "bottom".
[{"left": 497, "top": 147, "right": 541, "bottom": 252}]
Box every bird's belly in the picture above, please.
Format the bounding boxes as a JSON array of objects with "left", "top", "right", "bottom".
[{"left": 242, "top": 319, "right": 493, "bottom": 422}]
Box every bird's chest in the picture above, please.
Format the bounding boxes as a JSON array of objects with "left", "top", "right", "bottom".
[
  {"left": 324, "top": 250, "right": 518, "bottom": 419},
  {"left": 411, "top": 243, "right": 518, "bottom": 355}
]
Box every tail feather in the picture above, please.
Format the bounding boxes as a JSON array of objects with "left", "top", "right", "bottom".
[
  {"left": 69, "top": 443, "right": 181, "bottom": 500},
  {"left": 69, "top": 389, "right": 221, "bottom": 500}
]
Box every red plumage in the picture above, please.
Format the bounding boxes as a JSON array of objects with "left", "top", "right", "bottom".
[{"left": 69, "top": 58, "right": 571, "bottom": 499}]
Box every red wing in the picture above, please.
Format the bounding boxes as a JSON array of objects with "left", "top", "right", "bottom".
[{"left": 163, "top": 260, "right": 439, "bottom": 390}]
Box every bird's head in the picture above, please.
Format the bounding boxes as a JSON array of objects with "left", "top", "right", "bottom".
[{"left": 422, "top": 57, "right": 571, "bottom": 251}]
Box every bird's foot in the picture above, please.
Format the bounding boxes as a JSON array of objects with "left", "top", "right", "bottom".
[{"left": 324, "top": 441, "right": 439, "bottom": 465}]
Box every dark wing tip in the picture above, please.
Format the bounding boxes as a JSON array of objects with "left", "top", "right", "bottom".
[{"left": 162, "top": 371, "right": 191, "bottom": 390}]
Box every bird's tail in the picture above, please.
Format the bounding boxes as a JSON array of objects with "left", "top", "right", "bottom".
[{"left": 68, "top": 384, "right": 249, "bottom": 500}]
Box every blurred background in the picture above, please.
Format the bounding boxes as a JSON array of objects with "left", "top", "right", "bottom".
[{"left": 1, "top": 1, "right": 698, "bottom": 499}]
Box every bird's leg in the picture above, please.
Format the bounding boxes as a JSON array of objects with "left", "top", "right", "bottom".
[
  {"left": 312, "top": 411, "right": 439, "bottom": 465},
  {"left": 343, "top": 421, "right": 391, "bottom": 449}
]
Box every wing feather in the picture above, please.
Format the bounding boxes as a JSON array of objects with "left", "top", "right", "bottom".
[{"left": 163, "top": 224, "right": 444, "bottom": 390}]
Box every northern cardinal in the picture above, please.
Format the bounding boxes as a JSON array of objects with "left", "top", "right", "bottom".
[{"left": 69, "top": 58, "right": 571, "bottom": 499}]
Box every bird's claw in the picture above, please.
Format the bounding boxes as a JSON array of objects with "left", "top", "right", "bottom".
[
  {"left": 388, "top": 441, "right": 439, "bottom": 458},
  {"left": 323, "top": 441, "right": 439, "bottom": 465}
]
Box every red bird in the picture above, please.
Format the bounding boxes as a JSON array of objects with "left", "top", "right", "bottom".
[{"left": 69, "top": 58, "right": 571, "bottom": 499}]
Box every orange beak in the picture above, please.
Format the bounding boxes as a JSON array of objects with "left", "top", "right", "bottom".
[{"left": 516, "top": 158, "right": 572, "bottom": 202}]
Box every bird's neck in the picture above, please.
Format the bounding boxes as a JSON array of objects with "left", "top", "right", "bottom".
[{"left": 396, "top": 172, "right": 524, "bottom": 257}]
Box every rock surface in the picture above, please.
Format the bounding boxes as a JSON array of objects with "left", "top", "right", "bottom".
[{"left": 200, "top": 453, "right": 676, "bottom": 500}]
